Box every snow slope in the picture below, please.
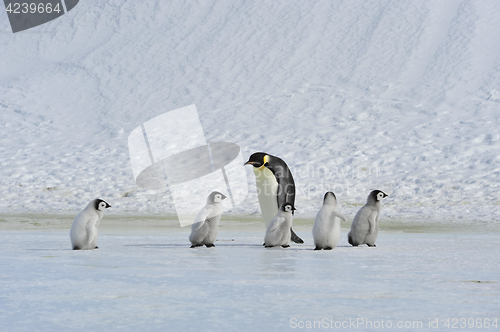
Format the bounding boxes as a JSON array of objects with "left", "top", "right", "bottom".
[{"left": 1, "top": 0, "right": 499, "bottom": 222}]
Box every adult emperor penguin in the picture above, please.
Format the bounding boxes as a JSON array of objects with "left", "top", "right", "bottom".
[
  {"left": 189, "top": 191, "right": 227, "bottom": 248},
  {"left": 70, "top": 198, "right": 111, "bottom": 250},
  {"left": 264, "top": 203, "right": 296, "bottom": 248},
  {"left": 347, "top": 190, "right": 388, "bottom": 247},
  {"left": 312, "top": 192, "right": 347, "bottom": 250},
  {"left": 244, "top": 152, "right": 303, "bottom": 244}
]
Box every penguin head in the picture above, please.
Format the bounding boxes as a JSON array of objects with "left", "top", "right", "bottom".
[
  {"left": 323, "top": 191, "right": 338, "bottom": 205},
  {"left": 94, "top": 199, "right": 111, "bottom": 211},
  {"left": 208, "top": 191, "right": 227, "bottom": 204},
  {"left": 368, "top": 190, "right": 388, "bottom": 204},
  {"left": 244, "top": 152, "right": 269, "bottom": 169},
  {"left": 280, "top": 202, "right": 296, "bottom": 213}
]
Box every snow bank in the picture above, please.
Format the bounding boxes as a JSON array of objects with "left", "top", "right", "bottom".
[{"left": 1, "top": 0, "right": 499, "bottom": 222}]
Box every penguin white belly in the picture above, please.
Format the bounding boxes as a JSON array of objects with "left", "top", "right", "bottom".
[
  {"left": 364, "top": 211, "right": 379, "bottom": 246},
  {"left": 253, "top": 166, "right": 279, "bottom": 228},
  {"left": 87, "top": 226, "right": 99, "bottom": 249},
  {"left": 204, "top": 215, "right": 221, "bottom": 244}
]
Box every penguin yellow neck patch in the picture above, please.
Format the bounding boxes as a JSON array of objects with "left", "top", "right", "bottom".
[{"left": 257, "top": 155, "right": 270, "bottom": 169}]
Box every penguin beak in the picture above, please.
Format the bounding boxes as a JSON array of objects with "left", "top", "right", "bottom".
[
  {"left": 244, "top": 161, "right": 255, "bottom": 166},
  {"left": 221, "top": 194, "right": 227, "bottom": 200}
]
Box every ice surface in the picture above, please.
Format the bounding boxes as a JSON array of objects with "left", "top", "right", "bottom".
[{"left": 0, "top": 219, "right": 499, "bottom": 331}]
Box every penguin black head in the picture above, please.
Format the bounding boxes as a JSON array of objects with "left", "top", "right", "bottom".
[
  {"left": 368, "top": 190, "right": 388, "bottom": 203},
  {"left": 280, "top": 202, "right": 296, "bottom": 213},
  {"left": 94, "top": 199, "right": 111, "bottom": 211},
  {"left": 244, "top": 152, "right": 268, "bottom": 168},
  {"left": 208, "top": 191, "right": 227, "bottom": 204},
  {"left": 323, "top": 191, "right": 337, "bottom": 205}
]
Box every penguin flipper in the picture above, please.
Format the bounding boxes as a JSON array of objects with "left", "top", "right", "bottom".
[
  {"left": 332, "top": 210, "right": 348, "bottom": 222},
  {"left": 266, "top": 160, "right": 295, "bottom": 210},
  {"left": 290, "top": 228, "right": 304, "bottom": 244},
  {"left": 268, "top": 215, "right": 286, "bottom": 233},
  {"left": 193, "top": 204, "right": 217, "bottom": 230},
  {"left": 85, "top": 219, "right": 98, "bottom": 249}
]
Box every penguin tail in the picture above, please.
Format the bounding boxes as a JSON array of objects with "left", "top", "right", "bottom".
[{"left": 290, "top": 228, "right": 304, "bottom": 244}]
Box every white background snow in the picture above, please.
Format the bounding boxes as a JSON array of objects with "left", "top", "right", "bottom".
[{"left": 1, "top": 0, "right": 499, "bottom": 330}]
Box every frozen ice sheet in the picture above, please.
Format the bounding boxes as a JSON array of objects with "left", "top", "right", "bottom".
[{"left": 0, "top": 221, "right": 499, "bottom": 331}]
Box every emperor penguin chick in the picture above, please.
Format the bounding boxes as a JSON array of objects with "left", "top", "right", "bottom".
[
  {"left": 264, "top": 203, "right": 296, "bottom": 248},
  {"left": 70, "top": 199, "right": 111, "bottom": 250},
  {"left": 348, "top": 190, "right": 388, "bottom": 247},
  {"left": 312, "top": 192, "right": 347, "bottom": 250},
  {"left": 189, "top": 191, "right": 226, "bottom": 248}
]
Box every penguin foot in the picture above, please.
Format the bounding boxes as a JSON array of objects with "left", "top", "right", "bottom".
[
  {"left": 94, "top": 246, "right": 99, "bottom": 249},
  {"left": 262, "top": 243, "right": 266, "bottom": 246},
  {"left": 72, "top": 246, "right": 80, "bottom": 250},
  {"left": 205, "top": 243, "right": 215, "bottom": 248},
  {"left": 281, "top": 245, "right": 290, "bottom": 248},
  {"left": 368, "top": 244, "right": 376, "bottom": 247},
  {"left": 190, "top": 244, "right": 203, "bottom": 248},
  {"left": 314, "top": 246, "right": 322, "bottom": 250},
  {"left": 324, "top": 247, "right": 333, "bottom": 250},
  {"left": 290, "top": 228, "right": 304, "bottom": 244},
  {"left": 264, "top": 245, "right": 275, "bottom": 248}
]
